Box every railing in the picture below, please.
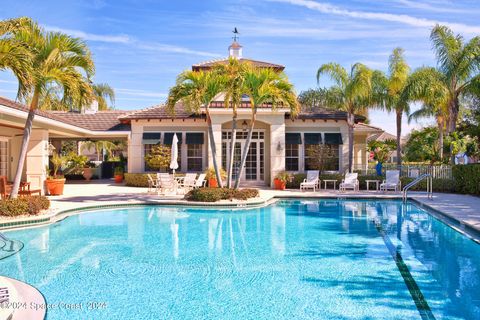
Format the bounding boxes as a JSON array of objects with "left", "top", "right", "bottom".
[
  {"left": 402, "top": 173, "right": 433, "bottom": 202},
  {"left": 353, "top": 164, "right": 452, "bottom": 180}
]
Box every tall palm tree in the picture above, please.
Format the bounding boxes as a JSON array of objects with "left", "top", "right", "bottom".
[
  {"left": 92, "top": 83, "right": 115, "bottom": 111},
  {"left": 0, "top": 17, "right": 34, "bottom": 99},
  {"left": 233, "top": 66, "right": 299, "bottom": 189},
  {"left": 429, "top": 24, "right": 480, "bottom": 133},
  {"left": 317, "top": 63, "right": 373, "bottom": 172},
  {"left": 167, "top": 70, "right": 226, "bottom": 187},
  {"left": 214, "top": 58, "right": 248, "bottom": 188},
  {"left": 404, "top": 67, "right": 449, "bottom": 160},
  {"left": 7, "top": 22, "right": 94, "bottom": 197},
  {"left": 372, "top": 48, "right": 410, "bottom": 167},
  {"left": 81, "top": 140, "right": 117, "bottom": 161}
]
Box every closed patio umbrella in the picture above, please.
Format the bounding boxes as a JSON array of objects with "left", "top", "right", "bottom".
[{"left": 169, "top": 133, "right": 179, "bottom": 175}]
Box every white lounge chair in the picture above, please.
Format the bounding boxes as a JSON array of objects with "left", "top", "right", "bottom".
[
  {"left": 300, "top": 171, "right": 320, "bottom": 191},
  {"left": 147, "top": 174, "right": 160, "bottom": 193},
  {"left": 158, "top": 173, "right": 176, "bottom": 195},
  {"left": 178, "top": 173, "right": 197, "bottom": 192},
  {"left": 380, "top": 170, "right": 401, "bottom": 192},
  {"left": 193, "top": 173, "right": 206, "bottom": 189},
  {"left": 339, "top": 172, "right": 359, "bottom": 191}
]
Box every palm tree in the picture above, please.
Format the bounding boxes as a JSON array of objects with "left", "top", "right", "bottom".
[
  {"left": 214, "top": 58, "right": 248, "bottom": 188},
  {"left": 372, "top": 48, "right": 410, "bottom": 167},
  {"left": 92, "top": 83, "right": 115, "bottom": 111},
  {"left": 7, "top": 22, "right": 94, "bottom": 197},
  {"left": 233, "top": 67, "right": 299, "bottom": 189},
  {"left": 317, "top": 63, "right": 373, "bottom": 172},
  {"left": 81, "top": 140, "right": 117, "bottom": 161},
  {"left": 167, "top": 70, "right": 226, "bottom": 187},
  {"left": 404, "top": 67, "right": 449, "bottom": 160},
  {"left": 429, "top": 24, "right": 480, "bottom": 133},
  {"left": 0, "top": 17, "right": 34, "bottom": 99}
]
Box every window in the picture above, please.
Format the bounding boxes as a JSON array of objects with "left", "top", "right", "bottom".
[
  {"left": 322, "top": 144, "right": 340, "bottom": 171},
  {"left": 304, "top": 133, "right": 322, "bottom": 171},
  {"left": 186, "top": 133, "right": 204, "bottom": 171},
  {"left": 187, "top": 144, "right": 203, "bottom": 171},
  {"left": 285, "top": 133, "right": 301, "bottom": 171}
]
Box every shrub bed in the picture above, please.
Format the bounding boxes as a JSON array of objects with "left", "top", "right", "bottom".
[
  {"left": 0, "top": 196, "right": 50, "bottom": 217},
  {"left": 452, "top": 164, "right": 480, "bottom": 194},
  {"left": 185, "top": 188, "right": 259, "bottom": 202},
  {"left": 124, "top": 173, "right": 150, "bottom": 187}
]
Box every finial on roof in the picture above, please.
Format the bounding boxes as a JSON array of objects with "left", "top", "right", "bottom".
[{"left": 229, "top": 27, "right": 243, "bottom": 59}]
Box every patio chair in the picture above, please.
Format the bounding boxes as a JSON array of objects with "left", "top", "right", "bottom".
[
  {"left": 300, "top": 171, "right": 320, "bottom": 192},
  {"left": 178, "top": 173, "right": 197, "bottom": 192},
  {"left": 339, "top": 172, "right": 359, "bottom": 192},
  {"left": 0, "top": 176, "right": 41, "bottom": 199},
  {"left": 380, "top": 170, "right": 401, "bottom": 192},
  {"left": 193, "top": 173, "right": 206, "bottom": 189},
  {"left": 147, "top": 174, "right": 160, "bottom": 193},
  {"left": 158, "top": 173, "right": 176, "bottom": 195}
]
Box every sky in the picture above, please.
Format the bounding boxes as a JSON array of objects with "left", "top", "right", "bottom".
[{"left": 1, "top": 0, "right": 480, "bottom": 136}]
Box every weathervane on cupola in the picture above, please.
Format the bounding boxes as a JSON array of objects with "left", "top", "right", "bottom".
[{"left": 229, "top": 27, "right": 243, "bottom": 59}]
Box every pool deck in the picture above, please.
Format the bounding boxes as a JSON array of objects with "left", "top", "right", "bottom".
[{"left": 1, "top": 180, "right": 479, "bottom": 236}]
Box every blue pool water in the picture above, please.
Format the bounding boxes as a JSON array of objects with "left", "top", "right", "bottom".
[{"left": 0, "top": 200, "right": 479, "bottom": 319}]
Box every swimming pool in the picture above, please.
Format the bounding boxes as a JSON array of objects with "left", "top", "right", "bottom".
[{"left": 0, "top": 200, "right": 479, "bottom": 319}]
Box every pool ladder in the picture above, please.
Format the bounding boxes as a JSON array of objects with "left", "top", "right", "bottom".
[{"left": 402, "top": 173, "right": 433, "bottom": 202}]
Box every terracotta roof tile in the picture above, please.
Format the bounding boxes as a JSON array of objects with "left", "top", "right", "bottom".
[
  {"left": 50, "top": 110, "right": 130, "bottom": 131},
  {"left": 192, "top": 58, "right": 284, "bottom": 71},
  {"left": 119, "top": 103, "right": 204, "bottom": 120},
  {"left": 0, "top": 96, "right": 129, "bottom": 131}
]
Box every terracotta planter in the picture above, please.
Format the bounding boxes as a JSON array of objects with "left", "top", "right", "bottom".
[
  {"left": 208, "top": 178, "right": 218, "bottom": 188},
  {"left": 83, "top": 168, "right": 93, "bottom": 181},
  {"left": 45, "top": 178, "right": 66, "bottom": 196},
  {"left": 114, "top": 175, "right": 123, "bottom": 183},
  {"left": 273, "top": 178, "right": 286, "bottom": 190}
]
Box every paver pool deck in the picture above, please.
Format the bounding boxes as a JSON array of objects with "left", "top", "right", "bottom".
[{"left": 1, "top": 179, "right": 479, "bottom": 238}]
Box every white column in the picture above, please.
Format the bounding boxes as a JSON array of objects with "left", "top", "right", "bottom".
[
  {"left": 129, "top": 124, "right": 143, "bottom": 173},
  {"left": 25, "top": 129, "right": 49, "bottom": 194},
  {"left": 270, "top": 123, "right": 285, "bottom": 186},
  {"left": 340, "top": 126, "right": 349, "bottom": 173}
]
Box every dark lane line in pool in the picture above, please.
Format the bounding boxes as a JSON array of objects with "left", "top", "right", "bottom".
[{"left": 371, "top": 217, "right": 436, "bottom": 320}]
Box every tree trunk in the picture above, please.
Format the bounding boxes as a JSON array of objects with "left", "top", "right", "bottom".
[
  {"left": 447, "top": 96, "right": 459, "bottom": 134},
  {"left": 226, "top": 111, "right": 237, "bottom": 188},
  {"left": 11, "top": 90, "right": 39, "bottom": 198},
  {"left": 206, "top": 108, "right": 223, "bottom": 188},
  {"left": 234, "top": 111, "right": 256, "bottom": 189},
  {"left": 395, "top": 109, "right": 402, "bottom": 169},
  {"left": 347, "top": 113, "right": 354, "bottom": 173},
  {"left": 438, "top": 120, "right": 444, "bottom": 161}
]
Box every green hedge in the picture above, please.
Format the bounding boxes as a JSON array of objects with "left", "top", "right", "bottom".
[
  {"left": 124, "top": 173, "right": 150, "bottom": 187},
  {"left": 0, "top": 196, "right": 50, "bottom": 217},
  {"left": 185, "top": 188, "right": 259, "bottom": 202},
  {"left": 452, "top": 164, "right": 480, "bottom": 194}
]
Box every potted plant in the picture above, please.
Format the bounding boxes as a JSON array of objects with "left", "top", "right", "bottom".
[
  {"left": 83, "top": 161, "right": 96, "bottom": 181},
  {"left": 205, "top": 167, "right": 226, "bottom": 188},
  {"left": 274, "top": 171, "right": 291, "bottom": 190},
  {"left": 114, "top": 166, "right": 124, "bottom": 183},
  {"left": 45, "top": 153, "right": 66, "bottom": 195}
]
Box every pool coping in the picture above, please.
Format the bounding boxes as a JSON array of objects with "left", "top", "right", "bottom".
[{"left": 1, "top": 193, "right": 479, "bottom": 243}]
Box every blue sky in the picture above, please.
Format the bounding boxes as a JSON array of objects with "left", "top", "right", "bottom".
[{"left": 1, "top": 0, "right": 480, "bottom": 135}]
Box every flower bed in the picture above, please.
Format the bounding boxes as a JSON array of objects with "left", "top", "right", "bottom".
[
  {"left": 0, "top": 196, "right": 50, "bottom": 217},
  {"left": 185, "top": 188, "right": 259, "bottom": 202}
]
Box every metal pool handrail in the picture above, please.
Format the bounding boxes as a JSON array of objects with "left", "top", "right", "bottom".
[{"left": 402, "top": 173, "right": 433, "bottom": 202}]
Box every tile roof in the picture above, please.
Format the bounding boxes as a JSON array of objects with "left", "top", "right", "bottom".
[
  {"left": 0, "top": 96, "right": 129, "bottom": 132},
  {"left": 354, "top": 123, "right": 384, "bottom": 133},
  {"left": 192, "top": 58, "right": 285, "bottom": 71},
  {"left": 119, "top": 103, "right": 204, "bottom": 120},
  {"left": 289, "top": 110, "right": 366, "bottom": 122},
  {"left": 50, "top": 110, "right": 130, "bottom": 131}
]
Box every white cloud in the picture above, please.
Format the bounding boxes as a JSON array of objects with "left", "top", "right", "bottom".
[
  {"left": 392, "top": 0, "right": 477, "bottom": 14},
  {"left": 0, "top": 79, "right": 18, "bottom": 84},
  {"left": 136, "top": 42, "right": 222, "bottom": 58},
  {"left": 115, "top": 88, "right": 168, "bottom": 98},
  {"left": 270, "top": 0, "right": 480, "bottom": 34},
  {"left": 44, "top": 25, "right": 131, "bottom": 43},
  {"left": 43, "top": 25, "right": 221, "bottom": 57}
]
